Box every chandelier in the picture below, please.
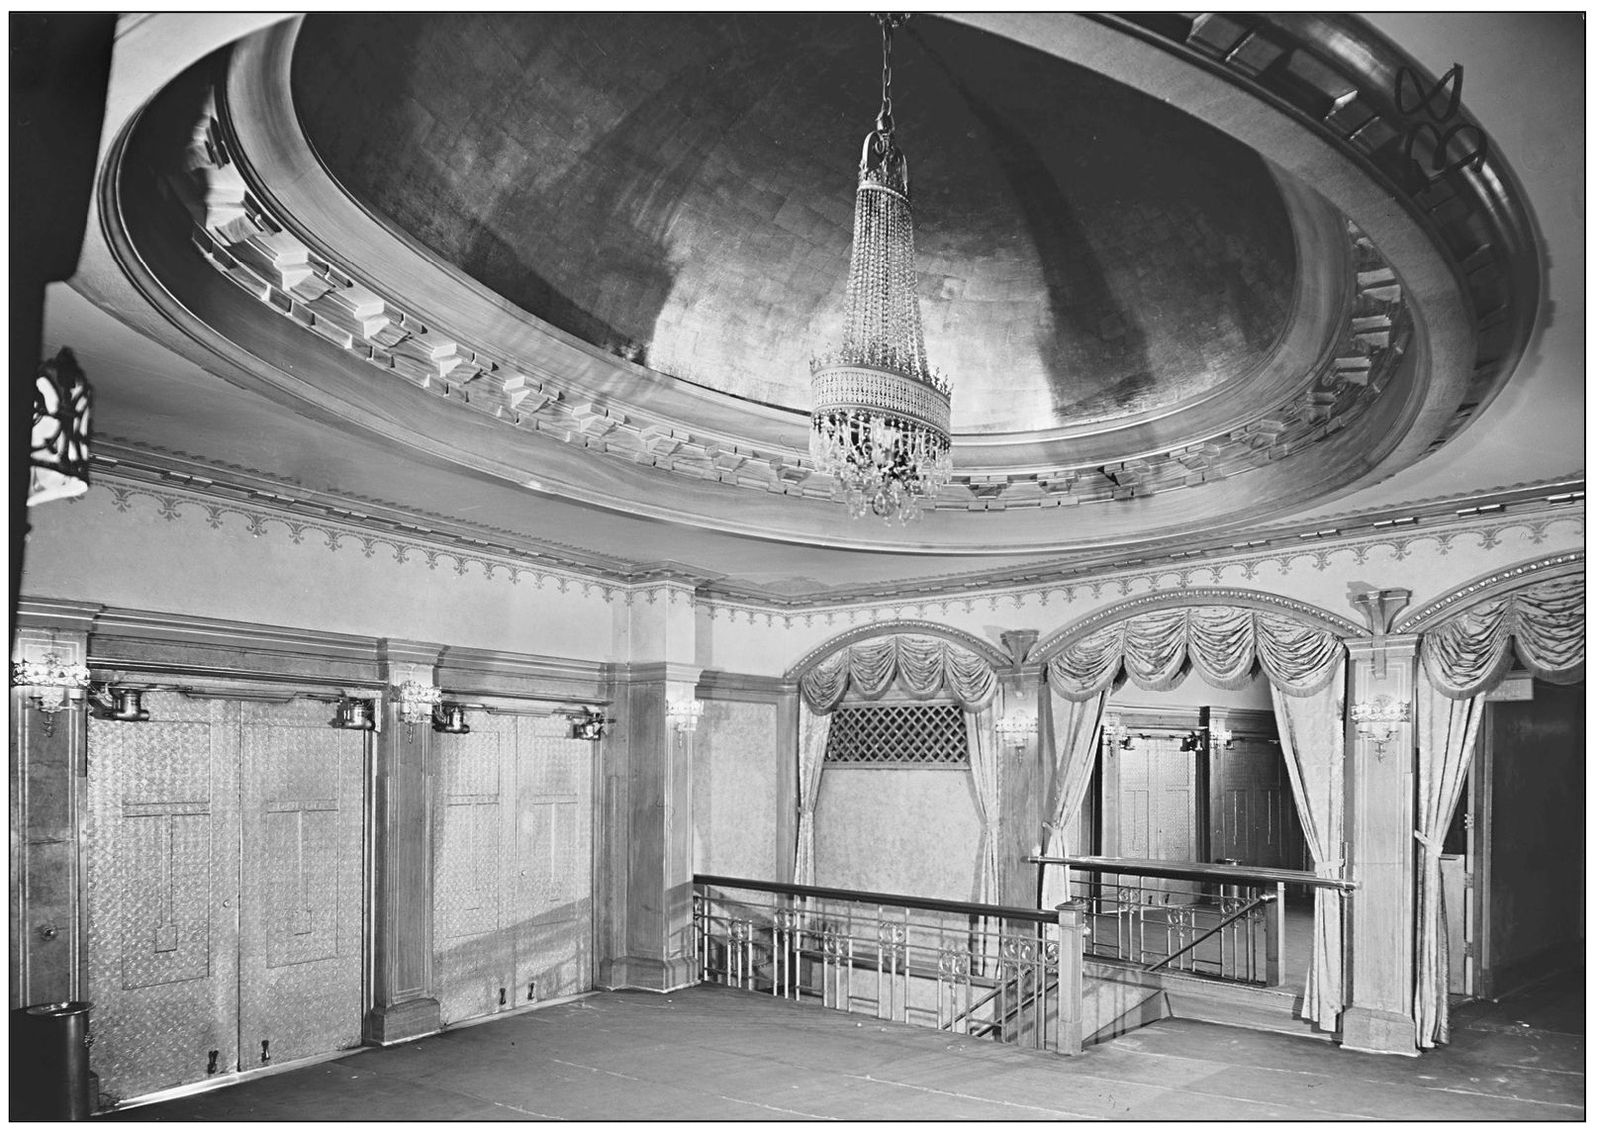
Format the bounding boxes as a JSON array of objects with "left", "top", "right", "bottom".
[{"left": 810, "top": 14, "right": 952, "bottom": 524}]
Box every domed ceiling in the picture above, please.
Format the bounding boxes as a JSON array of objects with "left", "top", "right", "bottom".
[
  {"left": 93, "top": 11, "right": 1540, "bottom": 583},
  {"left": 290, "top": 13, "right": 1296, "bottom": 434}
]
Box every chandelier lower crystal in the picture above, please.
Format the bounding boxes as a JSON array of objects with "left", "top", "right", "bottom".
[{"left": 810, "top": 15, "right": 951, "bottom": 525}]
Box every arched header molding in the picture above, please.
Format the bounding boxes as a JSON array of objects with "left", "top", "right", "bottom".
[
  {"left": 785, "top": 619, "right": 1011, "bottom": 681},
  {"left": 1032, "top": 587, "right": 1361, "bottom": 664},
  {"left": 1395, "top": 552, "right": 1585, "bottom": 635}
]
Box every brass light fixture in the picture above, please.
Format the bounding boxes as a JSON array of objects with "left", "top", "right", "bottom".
[
  {"left": 432, "top": 702, "right": 472, "bottom": 735},
  {"left": 569, "top": 707, "right": 611, "bottom": 741},
  {"left": 666, "top": 698, "right": 704, "bottom": 733},
  {"left": 93, "top": 685, "right": 151, "bottom": 723},
  {"left": 333, "top": 695, "right": 378, "bottom": 731},
  {"left": 810, "top": 13, "right": 951, "bottom": 524}
]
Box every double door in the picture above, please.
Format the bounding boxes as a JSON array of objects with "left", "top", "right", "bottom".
[
  {"left": 83, "top": 694, "right": 365, "bottom": 1103},
  {"left": 1208, "top": 732, "right": 1308, "bottom": 871},
  {"left": 1101, "top": 731, "right": 1199, "bottom": 901},
  {"left": 433, "top": 712, "right": 593, "bottom": 1025}
]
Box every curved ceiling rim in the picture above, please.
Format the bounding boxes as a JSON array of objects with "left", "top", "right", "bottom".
[
  {"left": 88, "top": 14, "right": 1501, "bottom": 559},
  {"left": 85, "top": 152, "right": 1437, "bottom": 565},
  {"left": 949, "top": 11, "right": 1534, "bottom": 473},
  {"left": 91, "top": 85, "right": 1437, "bottom": 566},
  {"left": 92, "top": 15, "right": 1443, "bottom": 554},
  {"left": 234, "top": 16, "right": 1366, "bottom": 470}
]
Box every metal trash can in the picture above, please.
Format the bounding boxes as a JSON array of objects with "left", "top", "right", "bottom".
[{"left": 13, "top": 1001, "right": 93, "bottom": 1119}]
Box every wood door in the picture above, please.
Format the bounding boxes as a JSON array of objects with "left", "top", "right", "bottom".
[
  {"left": 510, "top": 715, "right": 593, "bottom": 1004},
  {"left": 433, "top": 719, "right": 513, "bottom": 1024},
  {"left": 1209, "top": 736, "right": 1305, "bottom": 870},
  {"left": 435, "top": 713, "right": 595, "bottom": 1022},
  {"left": 84, "top": 694, "right": 241, "bottom": 1103},
  {"left": 237, "top": 700, "right": 365, "bottom": 1070},
  {"left": 1103, "top": 733, "right": 1198, "bottom": 901}
]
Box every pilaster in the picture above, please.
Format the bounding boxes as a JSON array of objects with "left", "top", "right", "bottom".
[
  {"left": 996, "top": 649, "right": 1044, "bottom": 909},
  {"left": 365, "top": 639, "right": 443, "bottom": 1044},
  {"left": 598, "top": 661, "right": 702, "bottom": 992},
  {"left": 10, "top": 599, "right": 100, "bottom": 1009},
  {"left": 1342, "top": 588, "right": 1419, "bottom": 1056}
]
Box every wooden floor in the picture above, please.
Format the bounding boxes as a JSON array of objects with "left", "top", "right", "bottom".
[{"left": 104, "top": 969, "right": 1583, "bottom": 1122}]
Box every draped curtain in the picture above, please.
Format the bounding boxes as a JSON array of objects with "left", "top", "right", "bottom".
[
  {"left": 1420, "top": 575, "right": 1584, "bottom": 697},
  {"left": 1270, "top": 671, "right": 1347, "bottom": 1032},
  {"left": 1413, "top": 573, "right": 1583, "bottom": 1047},
  {"left": 1039, "top": 686, "right": 1109, "bottom": 910},
  {"left": 1048, "top": 607, "right": 1343, "bottom": 700},
  {"left": 1412, "top": 678, "right": 1484, "bottom": 1048},
  {"left": 800, "top": 636, "right": 998, "bottom": 714},
  {"left": 1046, "top": 605, "right": 1347, "bottom": 1030},
  {"left": 793, "top": 701, "right": 832, "bottom": 887},
  {"left": 965, "top": 705, "right": 1001, "bottom": 908},
  {"left": 794, "top": 635, "right": 999, "bottom": 894}
]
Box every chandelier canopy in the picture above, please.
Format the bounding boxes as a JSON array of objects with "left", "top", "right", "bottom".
[{"left": 810, "top": 14, "right": 952, "bottom": 525}]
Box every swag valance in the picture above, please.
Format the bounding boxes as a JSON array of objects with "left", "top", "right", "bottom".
[
  {"left": 1420, "top": 574, "right": 1585, "bottom": 698},
  {"left": 799, "top": 635, "right": 998, "bottom": 714},
  {"left": 1047, "top": 606, "right": 1344, "bottom": 700}
]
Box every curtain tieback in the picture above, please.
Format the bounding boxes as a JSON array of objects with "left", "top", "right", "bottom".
[{"left": 1413, "top": 831, "right": 1445, "bottom": 860}]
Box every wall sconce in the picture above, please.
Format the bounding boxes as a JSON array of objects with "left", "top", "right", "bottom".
[
  {"left": 667, "top": 698, "right": 704, "bottom": 733},
  {"left": 569, "top": 707, "right": 611, "bottom": 741},
  {"left": 1178, "top": 729, "right": 1207, "bottom": 753},
  {"left": 1351, "top": 695, "right": 1412, "bottom": 758},
  {"left": 1102, "top": 714, "right": 1133, "bottom": 750},
  {"left": 994, "top": 712, "right": 1037, "bottom": 747},
  {"left": 432, "top": 703, "right": 471, "bottom": 735},
  {"left": 395, "top": 680, "right": 442, "bottom": 741},
  {"left": 1218, "top": 727, "right": 1234, "bottom": 750},
  {"left": 332, "top": 695, "right": 378, "bottom": 731},
  {"left": 92, "top": 685, "right": 151, "bottom": 723},
  {"left": 12, "top": 655, "right": 91, "bottom": 735}
]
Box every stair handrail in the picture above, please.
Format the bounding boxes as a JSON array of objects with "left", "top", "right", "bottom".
[
  {"left": 1144, "top": 892, "right": 1275, "bottom": 972},
  {"left": 1027, "top": 855, "right": 1356, "bottom": 892}
]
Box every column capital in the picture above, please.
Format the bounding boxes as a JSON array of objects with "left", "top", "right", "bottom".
[{"left": 1348, "top": 587, "right": 1411, "bottom": 637}]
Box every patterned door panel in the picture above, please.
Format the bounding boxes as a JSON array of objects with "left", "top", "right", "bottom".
[
  {"left": 84, "top": 694, "right": 240, "bottom": 1102},
  {"left": 237, "top": 700, "right": 365, "bottom": 1070},
  {"left": 1108, "top": 736, "right": 1198, "bottom": 901},
  {"left": 434, "top": 719, "right": 512, "bottom": 1024},
  {"left": 511, "top": 716, "right": 593, "bottom": 1003}
]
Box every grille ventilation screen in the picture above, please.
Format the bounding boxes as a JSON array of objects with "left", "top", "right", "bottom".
[{"left": 824, "top": 703, "right": 968, "bottom": 765}]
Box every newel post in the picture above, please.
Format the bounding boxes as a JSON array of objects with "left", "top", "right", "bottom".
[{"left": 1055, "top": 899, "right": 1085, "bottom": 1055}]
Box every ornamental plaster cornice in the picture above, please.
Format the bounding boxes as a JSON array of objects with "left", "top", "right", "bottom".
[
  {"left": 82, "top": 445, "right": 1581, "bottom": 625},
  {"left": 699, "top": 477, "right": 1585, "bottom": 612},
  {"left": 701, "top": 502, "right": 1583, "bottom": 630},
  {"left": 1393, "top": 552, "right": 1586, "bottom": 634}
]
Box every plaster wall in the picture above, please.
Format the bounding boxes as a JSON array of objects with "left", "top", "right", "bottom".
[
  {"left": 814, "top": 766, "right": 982, "bottom": 903},
  {"left": 691, "top": 700, "right": 778, "bottom": 882},
  {"left": 18, "top": 482, "right": 618, "bottom": 661}
]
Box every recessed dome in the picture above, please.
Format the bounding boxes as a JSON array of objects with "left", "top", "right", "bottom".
[{"left": 290, "top": 13, "right": 1297, "bottom": 433}]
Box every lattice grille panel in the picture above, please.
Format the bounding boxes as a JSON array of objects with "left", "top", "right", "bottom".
[{"left": 824, "top": 703, "right": 968, "bottom": 765}]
